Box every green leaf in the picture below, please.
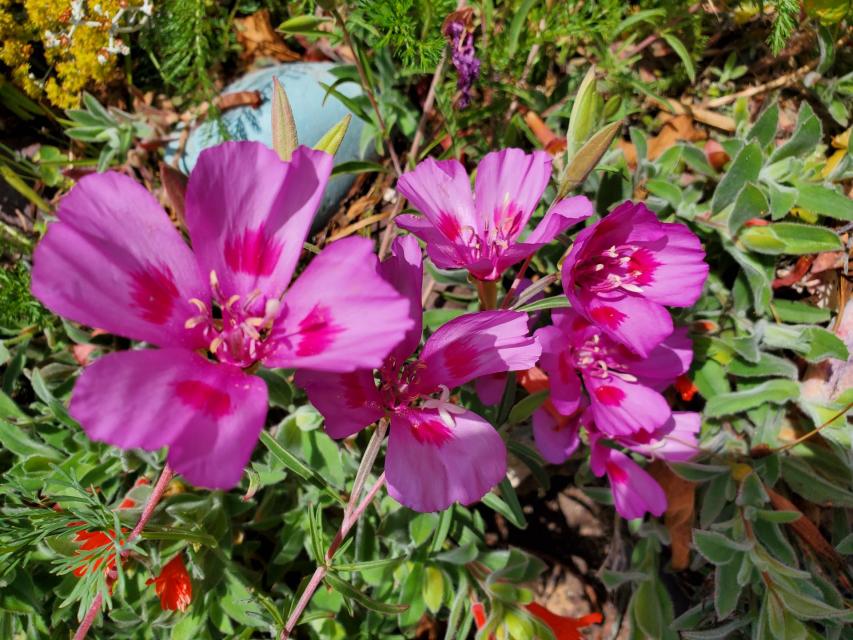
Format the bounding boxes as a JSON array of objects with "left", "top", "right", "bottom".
[
  {"left": 768, "top": 182, "right": 798, "bottom": 220},
  {"left": 422, "top": 566, "right": 444, "bottom": 614},
  {"left": 408, "top": 513, "right": 438, "bottom": 547},
  {"left": 794, "top": 183, "right": 853, "bottom": 221},
  {"left": 670, "top": 462, "right": 730, "bottom": 483},
  {"left": 255, "top": 369, "right": 293, "bottom": 408},
  {"left": 0, "top": 165, "right": 51, "bottom": 212},
  {"left": 747, "top": 104, "right": 779, "bottom": 147},
  {"left": 712, "top": 142, "right": 763, "bottom": 214},
  {"left": 772, "top": 300, "right": 831, "bottom": 324},
  {"left": 728, "top": 183, "right": 768, "bottom": 234},
  {"left": 506, "top": 440, "right": 550, "bottom": 490},
  {"left": 781, "top": 457, "right": 853, "bottom": 507},
  {"left": 324, "top": 573, "right": 409, "bottom": 615},
  {"left": 0, "top": 389, "right": 24, "bottom": 419},
  {"left": 770, "top": 102, "right": 822, "bottom": 163},
  {"left": 661, "top": 33, "right": 695, "bottom": 82},
  {"left": 836, "top": 533, "right": 853, "bottom": 554},
  {"left": 482, "top": 488, "right": 527, "bottom": 529},
  {"left": 506, "top": 0, "right": 536, "bottom": 59},
  {"left": 140, "top": 526, "right": 217, "bottom": 547},
  {"left": 271, "top": 77, "right": 298, "bottom": 161},
  {"left": 508, "top": 390, "right": 548, "bottom": 424},
  {"left": 739, "top": 222, "right": 842, "bottom": 255},
  {"left": 0, "top": 420, "right": 61, "bottom": 460},
  {"left": 259, "top": 431, "right": 345, "bottom": 504},
  {"left": 774, "top": 583, "right": 853, "bottom": 621},
  {"left": 723, "top": 240, "right": 773, "bottom": 314},
  {"left": 704, "top": 380, "right": 799, "bottom": 417},
  {"left": 497, "top": 477, "right": 526, "bottom": 529},
  {"left": 330, "top": 160, "right": 385, "bottom": 176},
  {"left": 566, "top": 66, "right": 598, "bottom": 162},
  {"left": 727, "top": 352, "right": 798, "bottom": 379},
  {"left": 313, "top": 114, "right": 352, "bottom": 155},
  {"left": 278, "top": 15, "right": 331, "bottom": 34},
  {"left": 632, "top": 580, "right": 664, "bottom": 638},
  {"left": 714, "top": 552, "right": 744, "bottom": 618},
  {"left": 646, "top": 179, "right": 682, "bottom": 207},
  {"left": 514, "top": 296, "right": 571, "bottom": 313},
  {"left": 333, "top": 556, "right": 406, "bottom": 573},
  {"left": 693, "top": 530, "right": 753, "bottom": 564}
]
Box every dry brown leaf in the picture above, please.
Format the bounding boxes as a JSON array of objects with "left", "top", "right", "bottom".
[
  {"left": 648, "top": 461, "right": 695, "bottom": 570},
  {"left": 235, "top": 10, "right": 300, "bottom": 62},
  {"left": 523, "top": 111, "right": 567, "bottom": 155},
  {"left": 765, "top": 486, "right": 844, "bottom": 568},
  {"left": 215, "top": 90, "right": 263, "bottom": 111},
  {"left": 647, "top": 114, "right": 705, "bottom": 160}
]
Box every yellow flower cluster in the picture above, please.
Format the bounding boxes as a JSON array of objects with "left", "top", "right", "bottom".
[{"left": 0, "top": 0, "right": 147, "bottom": 109}]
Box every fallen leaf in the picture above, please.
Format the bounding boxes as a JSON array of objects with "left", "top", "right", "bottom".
[
  {"left": 648, "top": 461, "right": 695, "bottom": 570},
  {"left": 647, "top": 114, "right": 705, "bottom": 160},
  {"left": 765, "top": 486, "right": 844, "bottom": 568},
  {"left": 524, "top": 111, "right": 567, "bottom": 155},
  {"left": 235, "top": 10, "right": 300, "bottom": 62}
]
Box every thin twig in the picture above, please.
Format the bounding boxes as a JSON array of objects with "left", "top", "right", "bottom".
[{"left": 701, "top": 61, "right": 817, "bottom": 109}]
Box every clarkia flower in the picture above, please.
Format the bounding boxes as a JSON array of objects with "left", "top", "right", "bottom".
[
  {"left": 147, "top": 555, "right": 192, "bottom": 612},
  {"left": 561, "top": 200, "right": 709, "bottom": 356},
  {"left": 534, "top": 308, "right": 692, "bottom": 442},
  {"left": 396, "top": 149, "right": 592, "bottom": 282},
  {"left": 32, "top": 141, "right": 412, "bottom": 490},
  {"left": 296, "top": 235, "right": 541, "bottom": 512}
]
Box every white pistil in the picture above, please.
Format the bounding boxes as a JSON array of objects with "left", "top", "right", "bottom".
[{"left": 422, "top": 384, "right": 465, "bottom": 428}]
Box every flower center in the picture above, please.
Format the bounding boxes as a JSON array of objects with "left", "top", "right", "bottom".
[
  {"left": 378, "top": 357, "right": 425, "bottom": 409},
  {"left": 575, "top": 244, "right": 656, "bottom": 294},
  {"left": 571, "top": 331, "right": 637, "bottom": 384},
  {"left": 449, "top": 201, "right": 524, "bottom": 265},
  {"left": 185, "top": 271, "right": 280, "bottom": 368}
]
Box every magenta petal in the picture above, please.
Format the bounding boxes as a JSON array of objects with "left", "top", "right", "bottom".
[
  {"left": 397, "top": 157, "right": 479, "bottom": 237},
  {"left": 578, "top": 291, "right": 674, "bottom": 358},
  {"left": 294, "top": 368, "right": 383, "bottom": 439},
  {"left": 623, "top": 327, "right": 693, "bottom": 389},
  {"left": 395, "top": 215, "right": 465, "bottom": 271},
  {"left": 591, "top": 445, "right": 666, "bottom": 519},
  {"left": 532, "top": 408, "right": 581, "bottom": 464},
  {"left": 70, "top": 348, "right": 267, "bottom": 489},
  {"left": 378, "top": 235, "right": 424, "bottom": 362},
  {"left": 473, "top": 149, "right": 551, "bottom": 239},
  {"left": 526, "top": 195, "right": 593, "bottom": 245},
  {"left": 585, "top": 373, "right": 671, "bottom": 437},
  {"left": 416, "top": 310, "right": 541, "bottom": 392},
  {"left": 535, "top": 325, "right": 583, "bottom": 416},
  {"left": 185, "top": 142, "right": 332, "bottom": 300},
  {"left": 640, "top": 223, "right": 709, "bottom": 307},
  {"left": 385, "top": 408, "right": 506, "bottom": 512},
  {"left": 264, "top": 237, "right": 412, "bottom": 371},
  {"left": 31, "top": 172, "right": 208, "bottom": 349},
  {"left": 475, "top": 373, "right": 507, "bottom": 406},
  {"left": 625, "top": 412, "right": 702, "bottom": 462}
]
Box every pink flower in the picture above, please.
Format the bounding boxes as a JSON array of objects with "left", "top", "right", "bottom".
[
  {"left": 534, "top": 309, "right": 692, "bottom": 440},
  {"left": 396, "top": 149, "right": 592, "bottom": 281},
  {"left": 617, "top": 412, "right": 702, "bottom": 463},
  {"left": 32, "top": 142, "right": 413, "bottom": 489},
  {"left": 562, "top": 201, "right": 709, "bottom": 356},
  {"left": 296, "top": 235, "right": 541, "bottom": 512}
]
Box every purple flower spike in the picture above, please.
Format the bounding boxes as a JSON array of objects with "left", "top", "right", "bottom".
[
  {"left": 396, "top": 148, "right": 593, "bottom": 282},
  {"left": 32, "top": 141, "right": 413, "bottom": 490},
  {"left": 562, "top": 201, "right": 709, "bottom": 357},
  {"left": 443, "top": 8, "right": 481, "bottom": 109},
  {"left": 296, "top": 235, "right": 542, "bottom": 512}
]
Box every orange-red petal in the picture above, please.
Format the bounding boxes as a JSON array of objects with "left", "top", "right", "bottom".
[{"left": 147, "top": 555, "right": 192, "bottom": 612}]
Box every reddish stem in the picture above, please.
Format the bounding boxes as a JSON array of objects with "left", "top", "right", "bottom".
[
  {"left": 72, "top": 464, "right": 173, "bottom": 640},
  {"left": 501, "top": 254, "right": 534, "bottom": 309},
  {"left": 280, "top": 473, "right": 386, "bottom": 639}
]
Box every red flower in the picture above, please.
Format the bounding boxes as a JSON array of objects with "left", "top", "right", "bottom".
[
  {"left": 674, "top": 374, "right": 699, "bottom": 402},
  {"left": 525, "top": 603, "right": 602, "bottom": 640},
  {"left": 147, "top": 555, "right": 192, "bottom": 612},
  {"left": 69, "top": 522, "right": 127, "bottom": 578}
]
